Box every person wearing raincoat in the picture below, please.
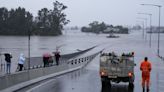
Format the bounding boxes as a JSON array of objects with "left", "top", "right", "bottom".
[{"left": 18, "top": 53, "right": 25, "bottom": 71}]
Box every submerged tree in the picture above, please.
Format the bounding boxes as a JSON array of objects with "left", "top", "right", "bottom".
[
  {"left": 81, "top": 21, "right": 129, "bottom": 34},
  {"left": 35, "top": 1, "right": 70, "bottom": 35},
  {"left": 81, "top": 21, "right": 107, "bottom": 33}
]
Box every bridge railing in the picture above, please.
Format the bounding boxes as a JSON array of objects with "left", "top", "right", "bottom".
[
  {"left": 22, "top": 46, "right": 96, "bottom": 70},
  {"left": 0, "top": 50, "right": 100, "bottom": 91}
]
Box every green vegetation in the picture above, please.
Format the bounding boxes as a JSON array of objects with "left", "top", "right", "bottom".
[
  {"left": 0, "top": 1, "right": 69, "bottom": 36},
  {"left": 81, "top": 21, "right": 129, "bottom": 34}
]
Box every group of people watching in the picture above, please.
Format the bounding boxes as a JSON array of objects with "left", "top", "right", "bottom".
[
  {"left": 0, "top": 53, "right": 25, "bottom": 74},
  {"left": 43, "top": 51, "right": 61, "bottom": 67},
  {"left": 0, "top": 51, "right": 61, "bottom": 74}
]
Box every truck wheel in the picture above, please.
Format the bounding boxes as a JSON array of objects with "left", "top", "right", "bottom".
[
  {"left": 129, "top": 75, "right": 134, "bottom": 89},
  {"left": 102, "top": 81, "right": 106, "bottom": 87},
  {"left": 101, "top": 81, "right": 111, "bottom": 92},
  {"left": 107, "top": 80, "right": 111, "bottom": 87},
  {"left": 128, "top": 83, "right": 134, "bottom": 92},
  {"left": 128, "top": 83, "right": 134, "bottom": 89},
  {"left": 129, "top": 78, "right": 134, "bottom": 88},
  {"left": 102, "top": 80, "right": 111, "bottom": 88},
  {"left": 129, "top": 83, "right": 134, "bottom": 86}
]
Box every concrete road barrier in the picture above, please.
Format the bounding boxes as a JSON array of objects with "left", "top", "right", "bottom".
[{"left": 0, "top": 48, "right": 100, "bottom": 91}]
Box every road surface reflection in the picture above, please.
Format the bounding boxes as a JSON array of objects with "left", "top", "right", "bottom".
[{"left": 102, "top": 84, "right": 134, "bottom": 92}]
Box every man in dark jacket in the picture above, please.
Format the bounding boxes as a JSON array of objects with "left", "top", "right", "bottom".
[
  {"left": 4, "top": 53, "right": 12, "bottom": 74},
  {"left": 55, "top": 52, "right": 60, "bottom": 65}
]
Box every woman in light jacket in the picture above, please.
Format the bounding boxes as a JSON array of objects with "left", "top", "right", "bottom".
[{"left": 18, "top": 53, "right": 25, "bottom": 71}]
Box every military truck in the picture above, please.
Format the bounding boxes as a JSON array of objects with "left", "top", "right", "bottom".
[{"left": 100, "top": 52, "right": 136, "bottom": 87}]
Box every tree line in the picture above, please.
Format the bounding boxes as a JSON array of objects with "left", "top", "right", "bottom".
[
  {"left": 0, "top": 1, "right": 69, "bottom": 36},
  {"left": 81, "top": 21, "right": 129, "bottom": 34}
]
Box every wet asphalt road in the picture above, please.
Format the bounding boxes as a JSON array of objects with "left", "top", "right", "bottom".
[{"left": 23, "top": 32, "right": 164, "bottom": 92}]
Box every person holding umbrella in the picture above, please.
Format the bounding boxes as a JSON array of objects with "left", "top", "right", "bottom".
[
  {"left": 43, "top": 53, "right": 51, "bottom": 67},
  {"left": 4, "top": 53, "right": 12, "bottom": 74}
]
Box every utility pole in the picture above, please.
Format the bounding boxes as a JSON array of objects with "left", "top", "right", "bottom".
[{"left": 141, "top": 4, "right": 162, "bottom": 56}]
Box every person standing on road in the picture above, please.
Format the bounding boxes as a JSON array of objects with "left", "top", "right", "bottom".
[
  {"left": 140, "top": 57, "right": 152, "bottom": 92},
  {"left": 4, "top": 53, "right": 12, "bottom": 74},
  {"left": 54, "top": 51, "right": 60, "bottom": 65},
  {"left": 18, "top": 53, "right": 25, "bottom": 71}
]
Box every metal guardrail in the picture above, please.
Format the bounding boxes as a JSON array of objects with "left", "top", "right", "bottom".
[
  {"left": 67, "top": 53, "right": 98, "bottom": 65},
  {"left": 23, "top": 51, "right": 99, "bottom": 70}
]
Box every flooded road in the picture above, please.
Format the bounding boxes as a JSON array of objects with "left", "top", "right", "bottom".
[
  {"left": 0, "top": 30, "right": 126, "bottom": 73},
  {"left": 1, "top": 30, "right": 164, "bottom": 92},
  {"left": 0, "top": 30, "right": 126, "bottom": 55}
]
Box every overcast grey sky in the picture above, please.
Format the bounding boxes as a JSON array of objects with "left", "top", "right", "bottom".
[{"left": 0, "top": 0, "right": 164, "bottom": 27}]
